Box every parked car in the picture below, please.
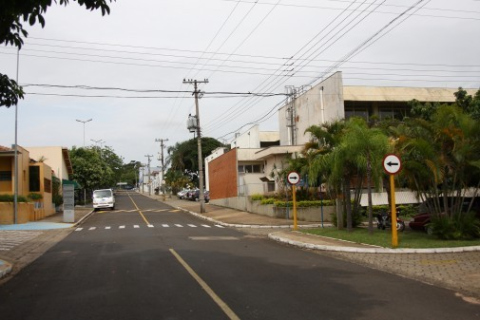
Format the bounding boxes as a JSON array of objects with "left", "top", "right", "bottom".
[
  {"left": 176, "top": 188, "right": 190, "bottom": 199},
  {"left": 92, "top": 189, "right": 115, "bottom": 210},
  {"left": 409, "top": 197, "right": 480, "bottom": 233},
  {"left": 185, "top": 189, "right": 199, "bottom": 201},
  {"left": 193, "top": 190, "right": 209, "bottom": 203}
]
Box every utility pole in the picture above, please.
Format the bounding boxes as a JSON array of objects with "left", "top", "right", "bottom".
[
  {"left": 145, "top": 155, "right": 153, "bottom": 196},
  {"left": 285, "top": 86, "right": 297, "bottom": 146},
  {"left": 183, "top": 78, "right": 208, "bottom": 213},
  {"left": 155, "top": 138, "right": 169, "bottom": 201}
]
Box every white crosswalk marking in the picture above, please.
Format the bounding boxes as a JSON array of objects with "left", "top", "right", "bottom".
[
  {"left": 0, "top": 231, "right": 45, "bottom": 251},
  {"left": 70, "top": 222, "right": 228, "bottom": 232}
]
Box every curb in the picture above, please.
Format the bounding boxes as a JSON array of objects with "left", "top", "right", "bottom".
[
  {"left": 268, "top": 233, "right": 480, "bottom": 254},
  {"left": 175, "top": 206, "right": 325, "bottom": 229},
  {"left": 0, "top": 260, "right": 12, "bottom": 279},
  {"left": 73, "top": 209, "right": 95, "bottom": 228}
]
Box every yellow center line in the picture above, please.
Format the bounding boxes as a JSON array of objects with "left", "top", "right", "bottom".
[
  {"left": 127, "top": 193, "right": 151, "bottom": 226},
  {"left": 170, "top": 249, "right": 240, "bottom": 320}
]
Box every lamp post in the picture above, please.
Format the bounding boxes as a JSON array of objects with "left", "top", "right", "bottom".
[{"left": 76, "top": 118, "right": 92, "bottom": 147}]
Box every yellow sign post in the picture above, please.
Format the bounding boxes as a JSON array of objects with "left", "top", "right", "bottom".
[
  {"left": 292, "top": 184, "right": 298, "bottom": 230},
  {"left": 389, "top": 174, "right": 398, "bottom": 248},
  {"left": 383, "top": 154, "right": 402, "bottom": 248}
]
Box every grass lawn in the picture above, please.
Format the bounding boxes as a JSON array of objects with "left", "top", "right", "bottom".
[{"left": 303, "top": 227, "right": 480, "bottom": 249}]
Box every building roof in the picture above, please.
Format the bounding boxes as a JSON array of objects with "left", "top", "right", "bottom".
[
  {"left": 343, "top": 86, "right": 478, "bottom": 103},
  {"left": 61, "top": 147, "right": 74, "bottom": 176},
  {"left": 254, "top": 145, "right": 303, "bottom": 160},
  {"left": 0, "top": 145, "right": 21, "bottom": 156}
]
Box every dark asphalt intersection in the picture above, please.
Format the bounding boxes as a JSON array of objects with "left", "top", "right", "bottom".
[{"left": 0, "top": 192, "right": 478, "bottom": 320}]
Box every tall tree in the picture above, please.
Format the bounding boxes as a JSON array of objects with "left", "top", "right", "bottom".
[
  {"left": 341, "top": 118, "right": 390, "bottom": 234},
  {"left": 167, "top": 137, "right": 226, "bottom": 187},
  {"left": 0, "top": 0, "right": 114, "bottom": 107}
]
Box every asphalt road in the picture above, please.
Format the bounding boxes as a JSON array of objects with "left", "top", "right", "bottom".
[{"left": 0, "top": 192, "right": 478, "bottom": 319}]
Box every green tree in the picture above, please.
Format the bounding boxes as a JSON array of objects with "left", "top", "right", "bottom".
[
  {"left": 167, "top": 137, "right": 226, "bottom": 187},
  {"left": 341, "top": 118, "right": 390, "bottom": 234},
  {"left": 70, "top": 145, "right": 124, "bottom": 195},
  {"left": 395, "top": 105, "right": 480, "bottom": 217},
  {"left": 305, "top": 120, "right": 347, "bottom": 229},
  {"left": 0, "top": 0, "right": 113, "bottom": 107}
]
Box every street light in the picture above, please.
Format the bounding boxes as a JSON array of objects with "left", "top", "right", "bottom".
[
  {"left": 91, "top": 139, "right": 104, "bottom": 147},
  {"left": 76, "top": 118, "right": 92, "bottom": 147}
]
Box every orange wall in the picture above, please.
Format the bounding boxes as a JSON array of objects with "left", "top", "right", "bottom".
[{"left": 208, "top": 148, "right": 238, "bottom": 200}]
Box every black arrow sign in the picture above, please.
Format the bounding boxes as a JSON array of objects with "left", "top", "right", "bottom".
[{"left": 387, "top": 161, "right": 399, "bottom": 167}]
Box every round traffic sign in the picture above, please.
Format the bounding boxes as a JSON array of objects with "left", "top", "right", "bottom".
[
  {"left": 287, "top": 171, "right": 300, "bottom": 185},
  {"left": 383, "top": 154, "right": 402, "bottom": 175}
]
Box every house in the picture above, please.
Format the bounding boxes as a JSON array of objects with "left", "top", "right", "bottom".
[
  {"left": 0, "top": 145, "right": 55, "bottom": 223},
  {"left": 27, "top": 146, "right": 74, "bottom": 187}
]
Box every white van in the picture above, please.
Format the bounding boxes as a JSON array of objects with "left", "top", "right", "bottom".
[{"left": 92, "top": 189, "right": 115, "bottom": 210}]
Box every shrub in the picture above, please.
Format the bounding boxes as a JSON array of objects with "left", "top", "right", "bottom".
[
  {"left": 261, "top": 198, "right": 276, "bottom": 205},
  {"left": 250, "top": 194, "right": 264, "bottom": 201},
  {"left": 27, "top": 193, "right": 43, "bottom": 201},
  {"left": 272, "top": 200, "right": 335, "bottom": 208},
  {"left": 0, "top": 194, "right": 28, "bottom": 202},
  {"left": 52, "top": 194, "right": 64, "bottom": 207},
  {"left": 430, "top": 212, "right": 480, "bottom": 240}
]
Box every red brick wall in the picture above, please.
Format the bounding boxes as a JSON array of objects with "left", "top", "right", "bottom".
[{"left": 209, "top": 149, "right": 237, "bottom": 200}]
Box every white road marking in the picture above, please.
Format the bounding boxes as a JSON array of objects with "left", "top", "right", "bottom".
[
  {"left": 75, "top": 228, "right": 83, "bottom": 231},
  {"left": 187, "top": 224, "right": 197, "bottom": 227},
  {"left": 214, "top": 225, "right": 225, "bottom": 228},
  {"left": 134, "top": 225, "right": 140, "bottom": 228},
  {"left": 88, "top": 227, "right": 96, "bottom": 231},
  {"left": 175, "top": 224, "right": 183, "bottom": 228},
  {"left": 162, "top": 224, "right": 169, "bottom": 227},
  {"left": 119, "top": 226, "right": 125, "bottom": 229},
  {"left": 201, "top": 224, "right": 211, "bottom": 228},
  {"left": 105, "top": 226, "right": 111, "bottom": 230},
  {"left": 148, "top": 224, "right": 154, "bottom": 228},
  {"left": 189, "top": 236, "right": 239, "bottom": 241}
]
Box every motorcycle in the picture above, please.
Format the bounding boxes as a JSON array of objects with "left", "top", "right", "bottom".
[{"left": 376, "top": 209, "right": 405, "bottom": 232}]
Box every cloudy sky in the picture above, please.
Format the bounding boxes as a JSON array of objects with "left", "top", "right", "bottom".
[{"left": 1, "top": 0, "right": 479, "bottom": 167}]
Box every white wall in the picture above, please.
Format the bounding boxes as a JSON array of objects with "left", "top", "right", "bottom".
[{"left": 279, "top": 72, "right": 345, "bottom": 145}]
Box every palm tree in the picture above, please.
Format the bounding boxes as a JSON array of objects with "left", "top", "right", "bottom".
[
  {"left": 305, "top": 120, "right": 346, "bottom": 229},
  {"left": 341, "top": 118, "right": 390, "bottom": 234}
]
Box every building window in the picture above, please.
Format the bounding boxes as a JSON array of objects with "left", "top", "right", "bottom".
[
  {"left": 29, "top": 166, "right": 40, "bottom": 192},
  {"left": 0, "top": 171, "right": 12, "bottom": 181},
  {"left": 238, "top": 164, "right": 263, "bottom": 174},
  {"left": 44, "top": 178, "right": 52, "bottom": 193},
  {"left": 267, "top": 181, "right": 275, "bottom": 192}
]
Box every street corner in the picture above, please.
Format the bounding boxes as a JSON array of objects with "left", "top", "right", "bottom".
[{"left": 0, "top": 259, "right": 13, "bottom": 279}]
